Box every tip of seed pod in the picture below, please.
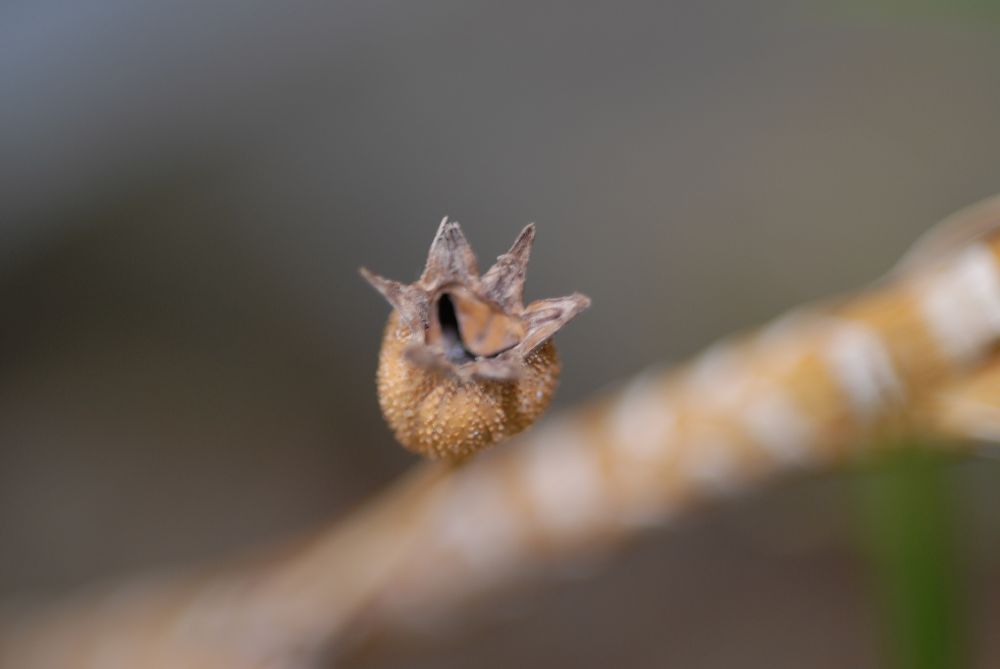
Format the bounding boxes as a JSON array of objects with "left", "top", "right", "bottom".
[
  {"left": 359, "top": 266, "right": 387, "bottom": 292},
  {"left": 572, "top": 292, "right": 593, "bottom": 311},
  {"left": 511, "top": 223, "right": 536, "bottom": 253}
]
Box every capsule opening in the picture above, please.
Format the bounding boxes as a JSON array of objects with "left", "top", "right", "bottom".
[
  {"left": 436, "top": 293, "right": 474, "bottom": 364},
  {"left": 428, "top": 288, "right": 524, "bottom": 364}
]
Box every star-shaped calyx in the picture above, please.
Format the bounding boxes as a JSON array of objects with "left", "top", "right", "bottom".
[{"left": 361, "top": 218, "right": 590, "bottom": 381}]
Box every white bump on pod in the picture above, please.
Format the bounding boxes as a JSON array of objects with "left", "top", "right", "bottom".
[
  {"left": 687, "top": 342, "right": 772, "bottom": 425},
  {"left": 679, "top": 423, "right": 746, "bottom": 495},
  {"left": 687, "top": 341, "right": 748, "bottom": 408},
  {"left": 435, "top": 464, "right": 527, "bottom": 577},
  {"left": 606, "top": 368, "right": 678, "bottom": 526},
  {"left": 519, "top": 420, "right": 610, "bottom": 538},
  {"left": 917, "top": 244, "right": 1000, "bottom": 366},
  {"left": 740, "top": 387, "right": 818, "bottom": 466},
  {"left": 822, "top": 320, "right": 903, "bottom": 419},
  {"left": 380, "top": 463, "right": 530, "bottom": 631},
  {"left": 609, "top": 368, "right": 677, "bottom": 465}
]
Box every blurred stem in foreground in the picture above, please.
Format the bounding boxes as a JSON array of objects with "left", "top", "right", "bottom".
[{"left": 855, "top": 444, "right": 966, "bottom": 669}]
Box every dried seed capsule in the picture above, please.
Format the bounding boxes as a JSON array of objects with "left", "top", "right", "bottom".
[{"left": 361, "top": 218, "right": 590, "bottom": 460}]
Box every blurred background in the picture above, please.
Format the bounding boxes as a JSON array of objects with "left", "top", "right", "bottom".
[{"left": 2, "top": 1, "right": 1000, "bottom": 667}]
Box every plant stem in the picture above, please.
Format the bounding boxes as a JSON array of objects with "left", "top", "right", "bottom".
[{"left": 855, "top": 445, "right": 965, "bottom": 669}]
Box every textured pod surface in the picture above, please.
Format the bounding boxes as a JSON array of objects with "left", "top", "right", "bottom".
[
  {"left": 362, "top": 218, "right": 589, "bottom": 460},
  {"left": 377, "top": 313, "right": 560, "bottom": 459}
]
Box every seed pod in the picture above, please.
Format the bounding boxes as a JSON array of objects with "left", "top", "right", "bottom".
[{"left": 361, "top": 218, "right": 590, "bottom": 460}]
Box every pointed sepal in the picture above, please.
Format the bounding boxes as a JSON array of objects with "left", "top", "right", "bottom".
[
  {"left": 481, "top": 223, "right": 535, "bottom": 309},
  {"left": 360, "top": 267, "right": 430, "bottom": 332},
  {"left": 517, "top": 293, "right": 592, "bottom": 354},
  {"left": 421, "top": 217, "right": 479, "bottom": 287}
]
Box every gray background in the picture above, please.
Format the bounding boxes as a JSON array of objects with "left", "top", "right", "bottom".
[{"left": 2, "top": 1, "right": 1000, "bottom": 666}]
